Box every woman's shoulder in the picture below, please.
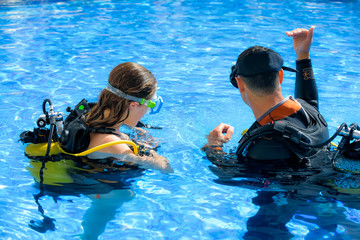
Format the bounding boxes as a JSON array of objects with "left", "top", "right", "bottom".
[{"left": 88, "top": 132, "right": 133, "bottom": 154}]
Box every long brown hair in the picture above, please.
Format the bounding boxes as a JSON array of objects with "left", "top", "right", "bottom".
[{"left": 86, "top": 62, "right": 157, "bottom": 128}]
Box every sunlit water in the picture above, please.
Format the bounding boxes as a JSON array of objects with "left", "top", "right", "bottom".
[{"left": 0, "top": 0, "right": 360, "bottom": 239}]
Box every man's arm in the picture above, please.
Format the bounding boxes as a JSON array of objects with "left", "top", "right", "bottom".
[
  {"left": 286, "top": 26, "right": 319, "bottom": 108},
  {"left": 203, "top": 123, "right": 234, "bottom": 146},
  {"left": 295, "top": 59, "right": 318, "bottom": 108},
  {"left": 202, "top": 123, "right": 234, "bottom": 159}
]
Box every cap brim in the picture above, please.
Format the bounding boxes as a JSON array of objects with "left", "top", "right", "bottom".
[{"left": 282, "top": 66, "right": 298, "bottom": 73}]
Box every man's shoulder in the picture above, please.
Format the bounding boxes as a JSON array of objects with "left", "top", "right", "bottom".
[{"left": 296, "top": 98, "right": 319, "bottom": 112}]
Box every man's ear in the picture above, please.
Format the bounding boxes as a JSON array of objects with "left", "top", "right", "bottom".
[
  {"left": 235, "top": 76, "right": 246, "bottom": 92},
  {"left": 279, "top": 69, "right": 284, "bottom": 84}
]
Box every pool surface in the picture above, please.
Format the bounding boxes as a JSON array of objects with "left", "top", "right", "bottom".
[{"left": 1, "top": 0, "right": 360, "bottom": 239}]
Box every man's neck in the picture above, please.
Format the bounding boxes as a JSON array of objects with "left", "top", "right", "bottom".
[{"left": 248, "top": 92, "right": 285, "bottom": 119}]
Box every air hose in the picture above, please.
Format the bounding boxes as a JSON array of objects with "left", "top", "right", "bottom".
[
  {"left": 59, "top": 140, "right": 139, "bottom": 156},
  {"left": 30, "top": 99, "right": 56, "bottom": 233},
  {"left": 297, "top": 122, "right": 347, "bottom": 149}
]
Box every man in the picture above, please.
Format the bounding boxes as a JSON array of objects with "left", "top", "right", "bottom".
[{"left": 203, "top": 27, "right": 329, "bottom": 166}]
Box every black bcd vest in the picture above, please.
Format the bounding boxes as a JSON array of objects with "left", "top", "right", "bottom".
[{"left": 236, "top": 99, "right": 329, "bottom": 162}]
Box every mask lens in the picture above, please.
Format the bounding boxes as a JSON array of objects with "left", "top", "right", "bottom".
[{"left": 149, "top": 96, "right": 163, "bottom": 114}]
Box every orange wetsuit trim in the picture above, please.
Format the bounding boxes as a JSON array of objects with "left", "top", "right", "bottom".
[{"left": 257, "top": 98, "right": 301, "bottom": 126}]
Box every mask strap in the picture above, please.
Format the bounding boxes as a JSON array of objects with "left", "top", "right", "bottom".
[
  {"left": 106, "top": 83, "right": 143, "bottom": 103},
  {"left": 106, "top": 83, "right": 155, "bottom": 108}
]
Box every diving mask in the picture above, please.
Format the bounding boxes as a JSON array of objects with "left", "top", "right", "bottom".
[{"left": 106, "top": 83, "right": 163, "bottom": 114}]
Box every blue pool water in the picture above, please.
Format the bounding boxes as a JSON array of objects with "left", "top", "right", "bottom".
[{"left": 1, "top": 0, "right": 360, "bottom": 239}]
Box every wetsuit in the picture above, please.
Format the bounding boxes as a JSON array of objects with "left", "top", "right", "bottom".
[{"left": 236, "top": 59, "right": 329, "bottom": 164}]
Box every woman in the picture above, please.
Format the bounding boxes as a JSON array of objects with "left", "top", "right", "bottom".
[{"left": 86, "top": 62, "right": 172, "bottom": 173}]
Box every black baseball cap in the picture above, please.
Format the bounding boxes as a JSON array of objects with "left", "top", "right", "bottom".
[{"left": 230, "top": 50, "right": 297, "bottom": 88}]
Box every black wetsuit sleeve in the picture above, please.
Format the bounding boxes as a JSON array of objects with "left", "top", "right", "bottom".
[{"left": 294, "top": 59, "right": 319, "bottom": 109}]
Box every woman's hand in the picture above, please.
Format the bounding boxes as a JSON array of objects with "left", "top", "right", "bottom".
[{"left": 149, "top": 150, "right": 173, "bottom": 174}]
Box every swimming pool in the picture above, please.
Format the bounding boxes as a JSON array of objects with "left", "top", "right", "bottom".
[{"left": 1, "top": 0, "right": 360, "bottom": 239}]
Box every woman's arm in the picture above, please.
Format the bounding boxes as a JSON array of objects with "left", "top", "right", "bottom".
[
  {"left": 118, "top": 150, "right": 173, "bottom": 173},
  {"left": 88, "top": 133, "right": 173, "bottom": 173}
]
